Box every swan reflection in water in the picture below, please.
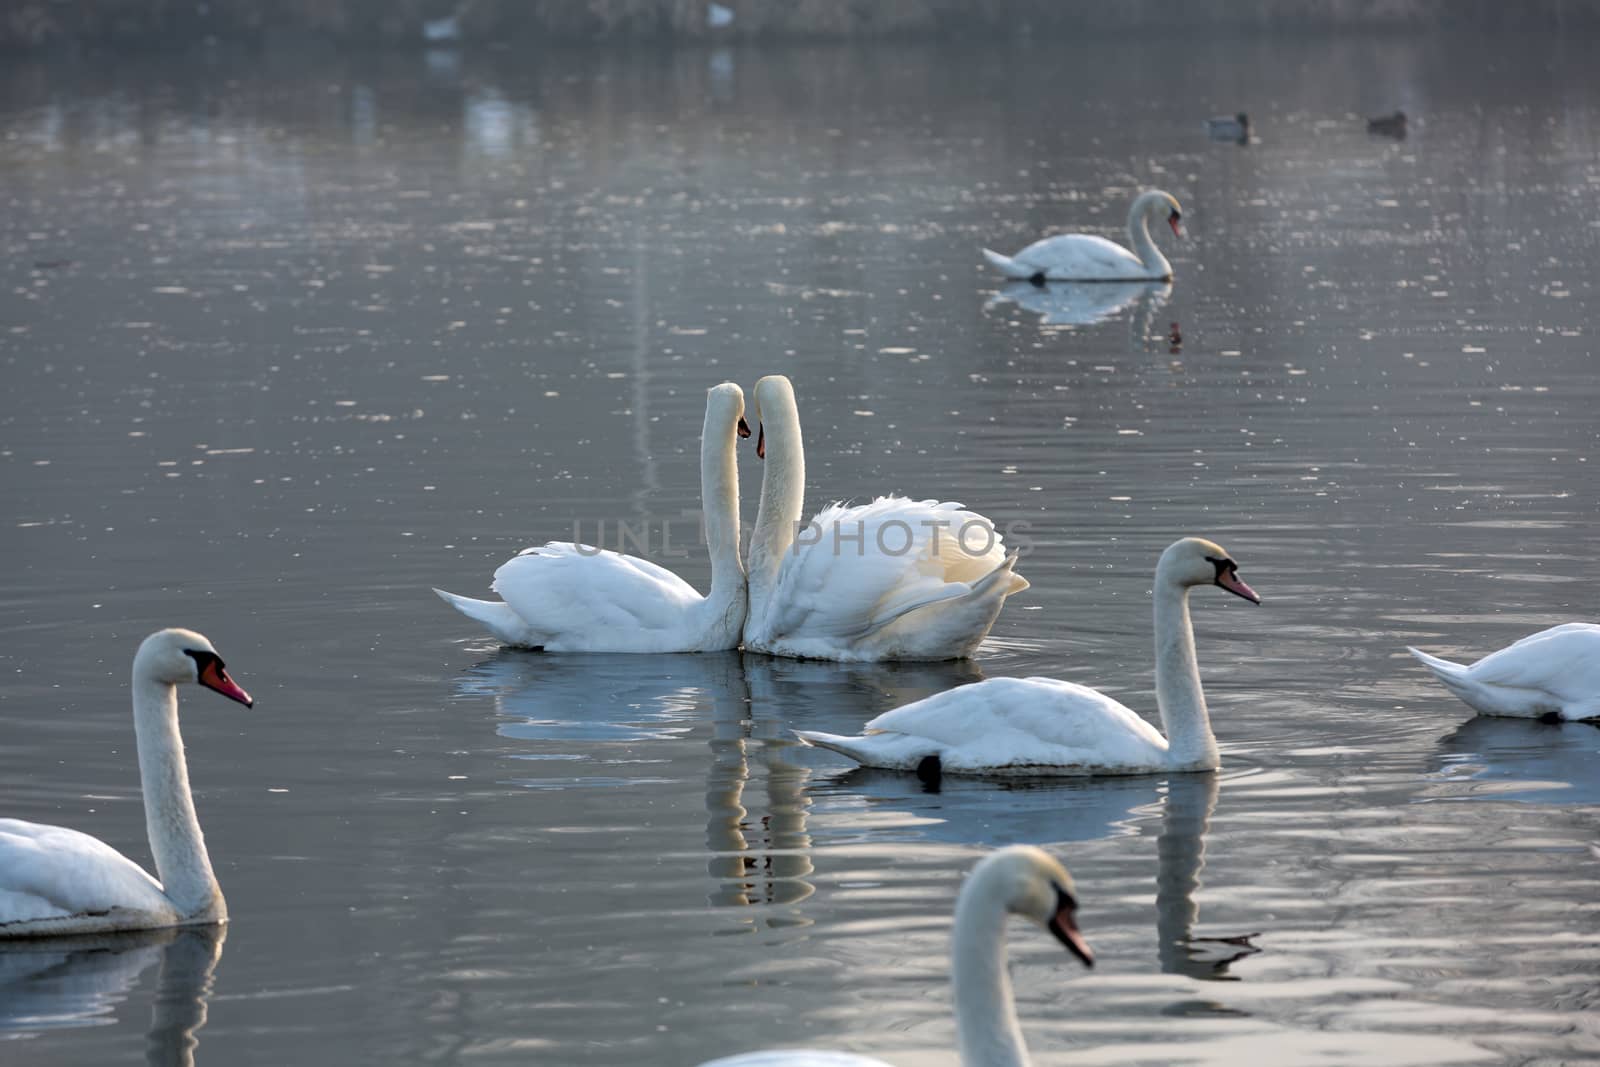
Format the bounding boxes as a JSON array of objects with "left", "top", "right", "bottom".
[
  {"left": 1426, "top": 715, "right": 1600, "bottom": 805},
  {"left": 0, "top": 924, "right": 224, "bottom": 1064},
  {"left": 705, "top": 656, "right": 990, "bottom": 914},
  {"left": 1156, "top": 773, "right": 1259, "bottom": 981},
  {"left": 987, "top": 279, "right": 1171, "bottom": 331}
]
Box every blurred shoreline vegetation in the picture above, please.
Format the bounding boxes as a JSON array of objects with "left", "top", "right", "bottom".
[{"left": 4, "top": 0, "right": 1600, "bottom": 50}]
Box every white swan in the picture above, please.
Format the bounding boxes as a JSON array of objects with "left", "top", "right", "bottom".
[
  {"left": 697, "top": 845, "right": 1093, "bottom": 1067},
  {"left": 435, "top": 382, "right": 749, "bottom": 653},
  {"left": 0, "top": 630, "right": 253, "bottom": 938},
  {"left": 742, "top": 375, "right": 1028, "bottom": 662},
  {"left": 1409, "top": 624, "right": 1600, "bottom": 721},
  {"left": 796, "top": 537, "right": 1260, "bottom": 776},
  {"left": 982, "top": 189, "right": 1184, "bottom": 283}
]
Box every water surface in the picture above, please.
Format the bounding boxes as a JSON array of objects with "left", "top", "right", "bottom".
[{"left": 3, "top": 31, "right": 1598, "bottom": 1067}]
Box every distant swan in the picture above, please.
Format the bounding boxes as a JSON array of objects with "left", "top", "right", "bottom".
[
  {"left": 1409, "top": 623, "right": 1600, "bottom": 721},
  {"left": 797, "top": 537, "right": 1260, "bottom": 776},
  {"left": 435, "top": 383, "right": 749, "bottom": 652},
  {"left": 0, "top": 629, "right": 253, "bottom": 937},
  {"left": 742, "top": 375, "right": 1028, "bottom": 661},
  {"left": 983, "top": 189, "right": 1184, "bottom": 283},
  {"left": 697, "top": 846, "right": 1093, "bottom": 1067}
]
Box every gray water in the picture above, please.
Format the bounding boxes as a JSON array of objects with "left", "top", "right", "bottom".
[{"left": 3, "top": 30, "right": 1599, "bottom": 1067}]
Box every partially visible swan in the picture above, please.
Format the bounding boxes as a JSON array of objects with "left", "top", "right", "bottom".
[
  {"left": 742, "top": 375, "right": 1028, "bottom": 662},
  {"left": 435, "top": 382, "right": 749, "bottom": 652},
  {"left": 697, "top": 845, "right": 1093, "bottom": 1067},
  {"left": 796, "top": 537, "right": 1260, "bottom": 776},
  {"left": 0, "top": 630, "right": 253, "bottom": 937},
  {"left": 1408, "top": 624, "right": 1600, "bottom": 721},
  {"left": 982, "top": 190, "right": 1184, "bottom": 283}
]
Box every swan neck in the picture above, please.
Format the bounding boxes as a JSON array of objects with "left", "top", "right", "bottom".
[
  {"left": 132, "top": 671, "right": 223, "bottom": 921},
  {"left": 952, "top": 875, "right": 1030, "bottom": 1067},
  {"left": 748, "top": 393, "right": 805, "bottom": 606},
  {"left": 1152, "top": 577, "right": 1217, "bottom": 770},
  {"left": 1128, "top": 196, "right": 1171, "bottom": 278},
  {"left": 700, "top": 401, "right": 746, "bottom": 609}
]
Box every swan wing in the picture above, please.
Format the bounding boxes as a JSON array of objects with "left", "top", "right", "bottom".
[
  {"left": 0, "top": 820, "right": 172, "bottom": 929},
  {"left": 490, "top": 541, "right": 704, "bottom": 642},
  {"left": 1008, "top": 234, "right": 1147, "bottom": 280},
  {"left": 763, "top": 497, "right": 1016, "bottom": 641},
  {"left": 1463, "top": 624, "right": 1600, "bottom": 698}
]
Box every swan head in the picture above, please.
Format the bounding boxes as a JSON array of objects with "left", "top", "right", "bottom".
[
  {"left": 1158, "top": 537, "right": 1260, "bottom": 604},
  {"left": 135, "top": 628, "right": 254, "bottom": 707},
  {"left": 1136, "top": 189, "right": 1184, "bottom": 240},
  {"left": 706, "top": 381, "right": 749, "bottom": 443},
  {"left": 748, "top": 374, "right": 797, "bottom": 460},
  {"left": 968, "top": 845, "right": 1094, "bottom": 967}
]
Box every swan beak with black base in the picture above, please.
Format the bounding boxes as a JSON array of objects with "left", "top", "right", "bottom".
[
  {"left": 198, "top": 655, "right": 253, "bottom": 707},
  {"left": 1049, "top": 889, "right": 1094, "bottom": 967},
  {"left": 1216, "top": 570, "right": 1259, "bottom": 604},
  {"left": 1168, "top": 211, "right": 1183, "bottom": 239}
]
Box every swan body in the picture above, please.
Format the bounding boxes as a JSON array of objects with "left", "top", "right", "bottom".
[
  {"left": 742, "top": 376, "right": 1028, "bottom": 662},
  {"left": 982, "top": 190, "right": 1183, "bottom": 283},
  {"left": 0, "top": 630, "right": 253, "bottom": 938},
  {"left": 698, "top": 846, "right": 1092, "bottom": 1067},
  {"left": 797, "top": 537, "right": 1260, "bottom": 776},
  {"left": 435, "top": 383, "right": 749, "bottom": 652},
  {"left": 1408, "top": 624, "right": 1600, "bottom": 721}
]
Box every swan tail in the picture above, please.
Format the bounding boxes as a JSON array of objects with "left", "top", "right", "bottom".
[
  {"left": 982, "top": 248, "right": 1035, "bottom": 280},
  {"left": 973, "top": 550, "right": 1030, "bottom": 598},
  {"left": 1407, "top": 646, "right": 1483, "bottom": 701},
  {"left": 433, "top": 588, "right": 544, "bottom": 648},
  {"left": 793, "top": 729, "right": 931, "bottom": 770}
]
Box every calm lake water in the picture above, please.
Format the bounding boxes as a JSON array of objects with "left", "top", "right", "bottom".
[{"left": 3, "top": 29, "right": 1599, "bottom": 1067}]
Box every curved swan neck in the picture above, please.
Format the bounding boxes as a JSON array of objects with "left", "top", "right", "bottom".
[
  {"left": 1152, "top": 569, "right": 1217, "bottom": 771},
  {"left": 952, "top": 869, "right": 1030, "bottom": 1067},
  {"left": 748, "top": 380, "right": 805, "bottom": 604},
  {"left": 1127, "top": 193, "right": 1172, "bottom": 279},
  {"left": 700, "top": 395, "right": 746, "bottom": 610},
  {"left": 131, "top": 664, "right": 223, "bottom": 921}
]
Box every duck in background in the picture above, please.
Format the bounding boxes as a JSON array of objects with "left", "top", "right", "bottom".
[
  {"left": 1367, "top": 110, "right": 1408, "bottom": 138},
  {"left": 1206, "top": 112, "right": 1250, "bottom": 143}
]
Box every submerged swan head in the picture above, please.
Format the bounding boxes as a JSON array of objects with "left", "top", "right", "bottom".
[
  {"left": 1157, "top": 537, "right": 1260, "bottom": 604},
  {"left": 1135, "top": 189, "right": 1184, "bottom": 241},
  {"left": 965, "top": 845, "right": 1094, "bottom": 967},
  {"left": 748, "top": 374, "right": 797, "bottom": 460},
  {"left": 135, "top": 629, "right": 253, "bottom": 707}
]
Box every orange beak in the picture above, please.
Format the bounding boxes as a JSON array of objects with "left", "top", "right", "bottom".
[{"left": 199, "top": 659, "right": 253, "bottom": 707}]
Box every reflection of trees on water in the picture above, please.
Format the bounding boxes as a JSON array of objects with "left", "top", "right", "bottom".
[{"left": 0, "top": 924, "right": 225, "bottom": 1066}]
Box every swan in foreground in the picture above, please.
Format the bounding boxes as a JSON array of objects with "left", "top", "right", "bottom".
[
  {"left": 1409, "top": 624, "right": 1600, "bottom": 721},
  {"left": 0, "top": 630, "right": 253, "bottom": 937},
  {"left": 435, "top": 382, "right": 749, "bottom": 652},
  {"left": 698, "top": 845, "right": 1093, "bottom": 1067},
  {"left": 796, "top": 537, "right": 1260, "bottom": 776},
  {"left": 982, "top": 189, "right": 1184, "bottom": 284},
  {"left": 742, "top": 375, "right": 1028, "bottom": 662}
]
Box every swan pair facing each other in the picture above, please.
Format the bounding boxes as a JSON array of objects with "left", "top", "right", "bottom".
[
  {"left": 700, "top": 845, "right": 1092, "bottom": 1067},
  {"left": 983, "top": 189, "right": 1183, "bottom": 284},
  {"left": 436, "top": 376, "right": 1027, "bottom": 662},
  {"left": 0, "top": 630, "right": 252, "bottom": 938}
]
